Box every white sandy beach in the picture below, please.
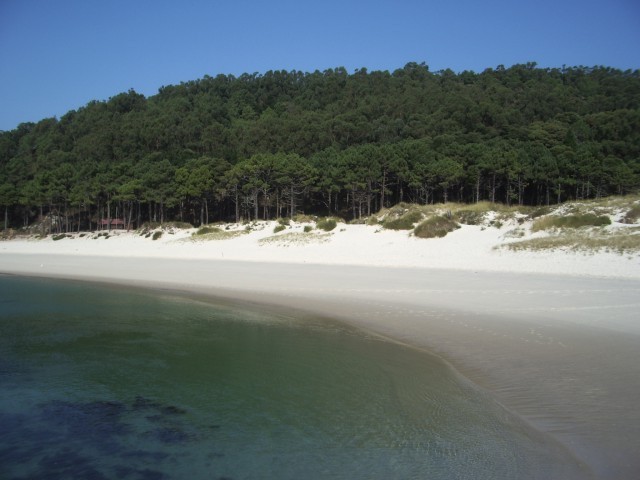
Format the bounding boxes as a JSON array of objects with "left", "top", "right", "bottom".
[
  {"left": 3, "top": 215, "right": 639, "bottom": 277},
  {"left": 1, "top": 217, "right": 640, "bottom": 479}
]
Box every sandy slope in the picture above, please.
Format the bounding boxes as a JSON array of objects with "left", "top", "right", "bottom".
[
  {"left": 1, "top": 219, "right": 640, "bottom": 479},
  {"left": 2, "top": 217, "right": 639, "bottom": 277}
]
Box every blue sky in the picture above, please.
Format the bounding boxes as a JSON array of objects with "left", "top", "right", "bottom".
[{"left": 0, "top": 0, "right": 638, "bottom": 131}]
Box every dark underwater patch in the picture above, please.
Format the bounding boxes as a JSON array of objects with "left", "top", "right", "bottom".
[
  {"left": 37, "top": 449, "right": 109, "bottom": 480},
  {"left": 0, "top": 396, "right": 218, "bottom": 478}
]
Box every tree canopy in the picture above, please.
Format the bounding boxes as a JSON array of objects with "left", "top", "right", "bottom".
[{"left": 1, "top": 62, "right": 639, "bottom": 231}]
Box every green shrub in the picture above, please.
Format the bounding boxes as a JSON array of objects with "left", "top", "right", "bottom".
[
  {"left": 622, "top": 205, "right": 640, "bottom": 224},
  {"left": 277, "top": 217, "right": 290, "bottom": 226},
  {"left": 140, "top": 221, "right": 192, "bottom": 232},
  {"left": 293, "top": 214, "right": 314, "bottom": 223},
  {"left": 152, "top": 231, "right": 163, "bottom": 240},
  {"left": 0, "top": 229, "right": 16, "bottom": 240},
  {"left": 166, "top": 221, "right": 193, "bottom": 229},
  {"left": 52, "top": 234, "right": 68, "bottom": 241},
  {"left": 366, "top": 216, "right": 379, "bottom": 225},
  {"left": 303, "top": 225, "right": 313, "bottom": 233},
  {"left": 527, "top": 206, "right": 552, "bottom": 219},
  {"left": 532, "top": 214, "right": 612, "bottom": 232},
  {"left": 414, "top": 216, "right": 460, "bottom": 239},
  {"left": 383, "top": 210, "right": 423, "bottom": 230},
  {"left": 455, "top": 210, "right": 484, "bottom": 225},
  {"left": 316, "top": 218, "right": 337, "bottom": 231},
  {"left": 195, "top": 226, "right": 222, "bottom": 235},
  {"left": 503, "top": 228, "right": 640, "bottom": 254},
  {"left": 273, "top": 224, "right": 286, "bottom": 233},
  {"left": 139, "top": 221, "right": 161, "bottom": 230}
]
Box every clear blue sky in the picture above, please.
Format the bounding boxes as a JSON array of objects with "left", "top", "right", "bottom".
[{"left": 1, "top": 0, "right": 638, "bottom": 131}]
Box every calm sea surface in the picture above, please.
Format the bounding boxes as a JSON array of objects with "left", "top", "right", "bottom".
[{"left": 0, "top": 275, "right": 588, "bottom": 479}]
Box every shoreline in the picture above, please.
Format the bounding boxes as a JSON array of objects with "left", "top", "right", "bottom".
[{"left": 2, "top": 251, "right": 640, "bottom": 478}]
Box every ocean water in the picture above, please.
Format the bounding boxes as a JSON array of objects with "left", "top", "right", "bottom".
[{"left": 0, "top": 275, "right": 588, "bottom": 479}]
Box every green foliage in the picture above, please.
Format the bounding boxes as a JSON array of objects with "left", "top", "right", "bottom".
[
  {"left": 454, "top": 210, "right": 485, "bottom": 225},
  {"left": 414, "top": 216, "right": 461, "bottom": 238},
  {"left": 259, "top": 231, "right": 332, "bottom": 246},
  {"left": 503, "top": 228, "right": 640, "bottom": 254},
  {"left": 52, "top": 233, "right": 69, "bottom": 241},
  {"left": 532, "top": 214, "right": 612, "bottom": 231},
  {"left": 152, "top": 231, "right": 163, "bottom": 240},
  {"left": 303, "top": 225, "right": 313, "bottom": 233},
  {"left": 622, "top": 205, "right": 640, "bottom": 224},
  {"left": 140, "top": 221, "right": 192, "bottom": 232},
  {"left": 167, "top": 221, "right": 194, "bottom": 229},
  {"left": 139, "top": 222, "right": 162, "bottom": 231},
  {"left": 293, "top": 214, "right": 314, "bottom": 223},
  {"left": 316, "top": 218, "right": 337, "bottom": 231},
  {"left": 0, "top": 228, "right": 16, "bottom": 239},
  {"left": 383, "top": 211, "right": 423, "bottom": 230},
  {"left": 277, "top": 217, "right": 290, "bottom": 226},
  {"left": 1, "top": 63, "right": 639, "bottom": 231},
  {"left": 195, "top": 226, "right": 222, "bottom": 235},
  {"left": 273, "top": 224, "right": 286, "bottom": 233},
  {"left": 188, "top": 227, "right": 244, "bottom": 241},
  {"left": 527, "top": 206, "right": 553, "bottom": 219}
]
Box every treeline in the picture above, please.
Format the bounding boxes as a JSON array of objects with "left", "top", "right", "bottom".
[{"left": 1, "top": 62, "right": 639, "bottom": 231}]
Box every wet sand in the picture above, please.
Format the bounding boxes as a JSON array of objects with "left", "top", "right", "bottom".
[{"left": 2, "top": 253, "right": 640, "bottom": 479}]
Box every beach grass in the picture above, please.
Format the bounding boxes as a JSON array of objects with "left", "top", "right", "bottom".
[
  {"left": 259, "top": 231, "right": 331, "bottom": 246},
  {"left": 544, "top": 194, "right": 640, "bottom": 219},
  {"left": 622, "top": 205, "right": 640, "bottom": 224},
  {"left": 316, "top": 218, "right": 338, "bottom": 232},
  {"left": 195, "top": 226, "right": 223, "bottom": 235},
  {"left": 532, "top": 214, "right": 612, "bottom": 232},
  {"left": 52, "top": 233, "right": 71, "bottom": 241},
  {"left": 189, "top": 229, "right": 246, "bottom": 241},
  {"left": 377, "top": 201, "right": 526, "bottom": 229},
  {"left": 502, "top": 227, "right": 640, "bottom": 254},
  {"left": 140, "top": 221, "right": 193, "bottom": 231},
  {"left": 292, "top": 213, "right": 315, "bottom": 223},
  {"left": 189, "top": 224, "right": 247, "bottom": 241},
  {"left": 383, "top": 210, "right": 424, "bottom": 230},
  {"left": 414, "top": 216, "right": 460, "bottom": 238}
]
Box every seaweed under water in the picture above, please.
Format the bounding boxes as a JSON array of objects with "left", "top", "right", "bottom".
[{"left": 3, "top": 395, "right": 221, "bottom": 479}]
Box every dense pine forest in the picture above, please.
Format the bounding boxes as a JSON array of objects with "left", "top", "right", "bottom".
[{"left": 1, "top": 62, "right": 639, "bottom": 232}]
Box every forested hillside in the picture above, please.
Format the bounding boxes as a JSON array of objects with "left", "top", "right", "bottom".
[{"left": 1, "top": 62, "right": 639, "bottom": 232}]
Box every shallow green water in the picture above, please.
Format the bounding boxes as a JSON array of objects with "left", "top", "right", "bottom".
[{"left": 0, "top": 275, "right": 587, "bottom": 479}]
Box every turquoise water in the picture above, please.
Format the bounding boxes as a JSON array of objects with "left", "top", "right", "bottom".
[{"left": 0, "top": 275, "right": 587, "bottom": 479}]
